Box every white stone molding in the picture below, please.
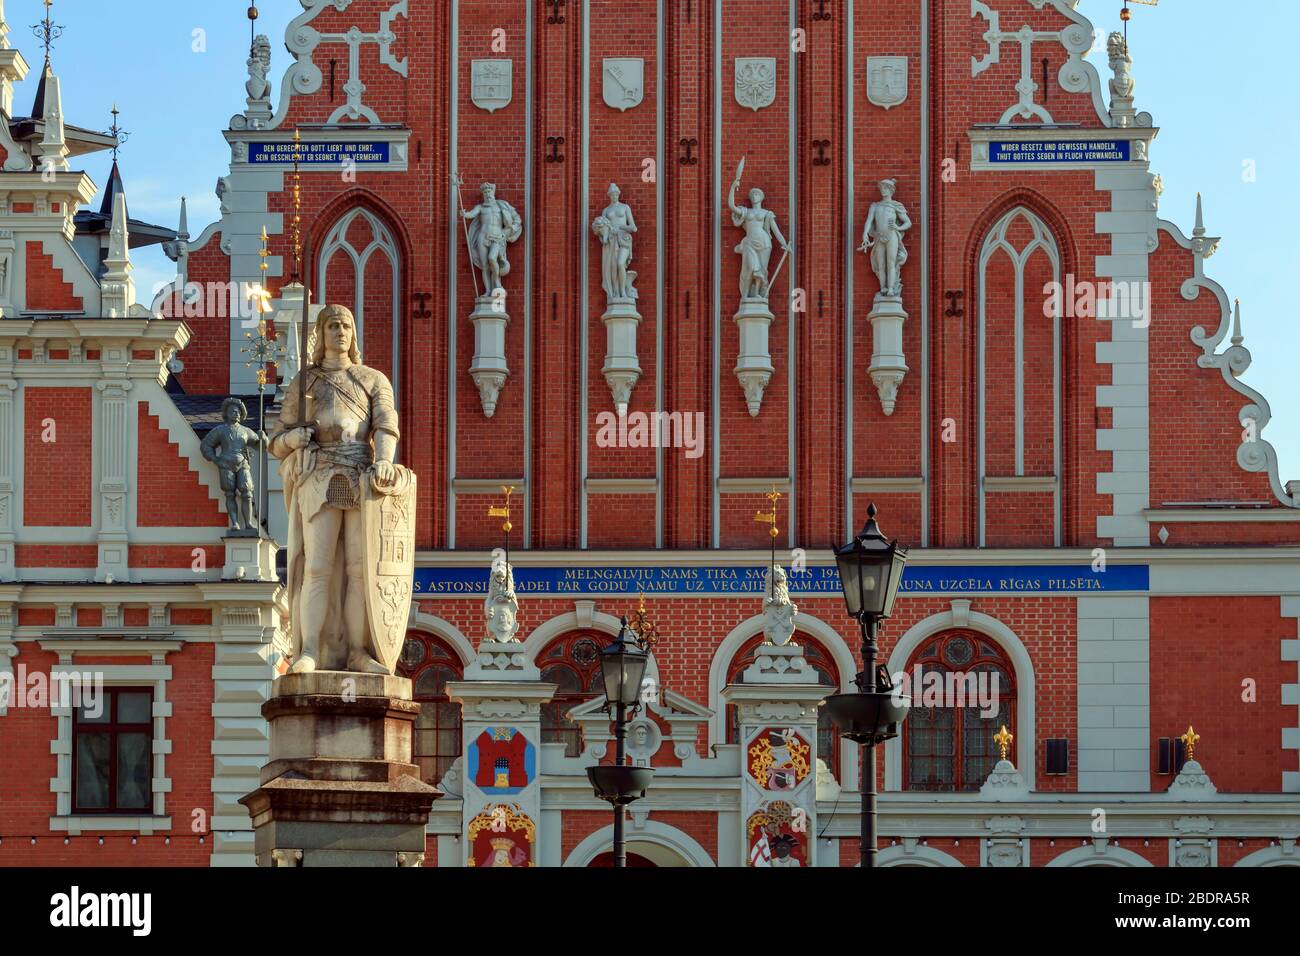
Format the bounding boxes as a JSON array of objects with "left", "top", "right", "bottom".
[
  {"left": 1235, "top": 840, "right": 1300, "bottom": 867},
  {"left": 1076, "top": 596, "right": 1150, "bottom": 792},
  {"left": 884, "top": 607, "right": 1036, "bottom": 790},
  {"left": 981, "top": 816, "right": 1028, "bottom": 867},
  {"left": 34, "top": 64, "right": 69, "bottom": 173},
  {"left": 42, "top": 641, "right": 180, "bottom": 834},
  {"left": 518, "top": 606, "right": 622, "bottom": 662},
  {"left": 874, "top": 841, "right": 964, "bottom": 867},
  {"left": 1170, "top": 817, "right": 1217, "bottom": 867},
  {"left": 977, "top": 206, "right": 1061, "bottom": 547},
  {"left": 269, "top": 0, "right": 409, "bottom": 129},
  {"left": 708, "top": 611, "right": 858, "bottom": 786},
  {"left": 970, "top": 0, "right": 1109, "bottom": 126},
  {"left": 563, "top": 818, "right": 715, "bottom": 867},
  {"left": 407, "top": 607, "right": 477, "bottom": 667},
  {"left": 1281, "top": 597, "right": 1300, "bottom": 793},
  {"left": 1159, "top": 207, "right": 1298, "bottom": 510},
  {"left": 0, "top": 374, "right": 16, "bottom": 578},
  {"left": 1167, "top": 759, "right": 1218, "bottom": 801},
  {"left": 1093, "top": 167, "right": 1159, "bottom": 544},
  {"left": 1045, "top": 843, "right": 1153, "bottom": 867}
]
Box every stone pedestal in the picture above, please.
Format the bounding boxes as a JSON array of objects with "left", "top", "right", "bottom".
[
  {"left": 222, "top": 533, "right": 279, "bottom": 582},
  {"left": 239, "top": 671, "right": 439, "bottom": 867},
  {"left": 722, "top": 648, "right": 825, "bottom": 867},
  {"left": 469, "top": 294, "right": 510, "bottom": 418},
  {"left": 601, "top": 298, "right": 642, "bottom": 413},
  {"left": 867, "top": 294, "right": 908, "bottom": 416},
  {"left": 734, "top": 297, "right": 775, "bottom": 417}
]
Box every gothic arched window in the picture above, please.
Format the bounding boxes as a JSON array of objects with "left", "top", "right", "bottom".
[
  {"left": 398, "top": 632, "right": 464, "bottom": 786},
  {"left": 902, "top": 632, "right": 1016, "bottom": 792},
  {"left": 538, "top": 631, "right": 608, "bottom": 757},
  {"left": 318, "top": 207, "right": 402, "bottom": 382},
  {"left": 725, "top": 634, "right": 841, "bottom": 779},
  {"left": 977, "top": 206, "right": 1061, "bottom": 546}
]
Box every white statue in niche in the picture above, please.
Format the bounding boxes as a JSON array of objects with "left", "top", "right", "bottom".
[
  {"left": 461, "top": 182, "right": 523, "bottom": 294},
  {"left": 484, "top": 560, "right": 520, "bottom": 644},
  {"left": 729, "top": 161, "right": 789, "bottom": 302},
  {"left": 762, "top": 566, "right": 799, "bottom": 647},
  {"left": 246, "top": 35, "right": 272, "bottom": 105},
  {"left": 626, "top": 717, "right": 662, "bottom": 767},
  {"left": 859, "top": 179, "right": 911, "bottom": 298},
  {"left": 592, "top": 183, "right": 639, "bottom": 304}
]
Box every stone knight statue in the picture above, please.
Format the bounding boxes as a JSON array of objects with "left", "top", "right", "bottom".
[
  {"left": 859, "top": 179, "right": 911, "bottom": 298},
  {"left": 592, "top": 183, "right": 638, "bottom": 303},
  {"left": 461, "top": 182, "right": 523, "bottom": 294},
  {"left": 269, "top": 304, "right": 417, "bottom": 675},
  {"left": 200, "top": 397, "right": 264, "bottom": 534}
]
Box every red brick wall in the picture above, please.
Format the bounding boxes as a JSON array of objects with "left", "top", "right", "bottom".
[
  {"left": 24, "top": 387, "right": 92, "bottom": 526},
  {"left": 0, "top": 643, "right": 215, "bottom": 867},
  {"left": 134, "top": 404, "right": 227, "bottom": 527},
  {"left": 24, "top": 241, "right": 83, "bottom": 312},
  {"left": 1149, "top": 596, "right": 1294, "bottom": 793}
]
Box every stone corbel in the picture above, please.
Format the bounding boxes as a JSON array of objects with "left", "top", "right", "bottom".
[
  {"left": 733, "top": 299, "right": 775, "bottom": 417},
  {"left": 867, "top": 296, "right": 908, "bottom": 415},
  {"left": 469, "top": 296, "right": 509, "bottom": 418},
  {"left": 601, "top": 301, "right": 642, "bottom": 413}
]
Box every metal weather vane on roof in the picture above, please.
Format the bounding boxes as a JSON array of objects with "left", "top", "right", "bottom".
[
  {"left": 107, "top": 104, "right": 129, "bottom": 162},
  {"left": 32, "top": 0, "right": 62, "bottom": 63}
]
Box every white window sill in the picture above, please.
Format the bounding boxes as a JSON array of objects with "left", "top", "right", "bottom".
[{"left": 49, "top": 815, "right": 171, "bottom": 836}]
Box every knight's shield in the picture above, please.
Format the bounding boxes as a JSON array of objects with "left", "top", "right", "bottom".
[
  {"left": 866, "top": 56, "right": 908, "bottom": 110},
  {"left": 361, "top": 466, "right": 417, "bottom": 673},
  {"left": 734, "top": 57, "right": 777, "bottom": 112}
]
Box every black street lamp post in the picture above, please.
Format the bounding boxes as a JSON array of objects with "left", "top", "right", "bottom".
[
  {"left": 586, "top": 617, "right": 655, "bottom": 868},
  {"left": 822, "top": 503, "right": 911, "bottom": 867}
]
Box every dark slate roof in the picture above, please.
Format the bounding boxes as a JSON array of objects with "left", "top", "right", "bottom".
[
  {"left": 171, "top": 393, "right": 270, "bottom": 435},
  {"left": 99, "top": 160, "right": 125, "bottom": 217},
  {"left": 73, "top": 162, "right": 176, "bottom": 249}
]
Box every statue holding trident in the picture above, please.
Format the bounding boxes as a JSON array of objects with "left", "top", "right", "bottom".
[
  {"left": 728, "top": 156, "right": 790, "bottom": 302},
  {"left": 457, "top": 180, "right": 523, "bottom": 295}
]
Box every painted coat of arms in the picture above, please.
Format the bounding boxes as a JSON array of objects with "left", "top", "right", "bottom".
[
  {"left": 866, "top": 56, "right": 908, "bottom": 110},
  {"left": 602, "top": 57, "right": 644, "bottom": 111},
  {"left": 746, "top": 727, "right": 812, "bottom": 791},
  {"left": 734, "top": 57, "right": 777, "bottom": 111},
  {"left": 471, "top": 58, "right": 513, "bottom": 112}
]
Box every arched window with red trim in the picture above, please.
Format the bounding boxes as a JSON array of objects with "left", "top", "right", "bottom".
[
  {"left": 903, "top": 631, "right": 1015, "bottom": 792},
  {"left": 725, "top": 634, "right": 841, "bottom": 779},
  {"left": 537, "top": 631, "right": 608, "bottom": 757},
  {"left": 398, "top": 632, "right": 464, "bottom": 786}
]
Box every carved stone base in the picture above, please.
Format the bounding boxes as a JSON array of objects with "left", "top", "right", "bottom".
[
  {"left": 465, "top": 639, "right": 541, "bottom": 681},
  {"left": 734, "top": 297, "right": 775, "bottom": 417},
  {"left": 979, "top": 758, "right": 1029, "bottom": 800},
  {"left": 867, "top": 295, "right": 909, "bottom": 416},
  {"left": 222, "top": 533, "right": 279, "bottom": 582},
  {"left": 1166, "top": 759, "right": 1218, "bottom": 800},
  {"left": 601, "top": 299, "right": 643, "bottom": 413},
  {"left": 469, "top": 295, "right": 511, "bottom": 418},
  {"left": 239, "top": 671, "right": 439, "bottom": 867},
  {"left": 741, "top": 643, "right": 811, "bottom": 684}
]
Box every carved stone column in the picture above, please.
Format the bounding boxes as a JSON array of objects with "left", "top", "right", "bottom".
[
  {"left": 445, "top": 677, "right": 556, "bottom": 867},
  {"left": 867, "top": 295, "right": 908, "bottom": 416},
  {"left": 733, "top": 299, "right": 775, "bottom": 417},
  {"left": 721, "top": 647, "right": 825, "bottom": 867},
  {"left": 94, "top": 376, "right": 133, "bottom": 583},
  {"left": 0, "top": 366, "right": 15, "bottom": 580},
  {"left": 601, "top": 299, "right": 642, "bottom": 413},
  {"left": 469, "top": 296, "right": 510, "bottom": 418}
]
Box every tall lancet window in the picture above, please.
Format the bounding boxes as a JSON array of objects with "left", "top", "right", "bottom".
[
  {"left": 318, "top": 207, "right": 402, "bottom": 387},
  {"left": 977, "top": 207, "right": 1061, "bottom": 547}
]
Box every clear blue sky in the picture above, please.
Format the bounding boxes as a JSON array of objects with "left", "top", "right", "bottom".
[{"left": 38, "top": 0, "right": 1299, "bottom": 484}]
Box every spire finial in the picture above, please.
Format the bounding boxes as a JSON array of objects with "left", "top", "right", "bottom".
[
  {"left": 32, "top": 0, "right": 61, "bottom": 63},
  {"left": 178, "top": 196, "right": 189, "bottom": 241},
  {"left": 107, "top": 104, "right": 128, "bottom": 162},
  {"left": 1231, "top": 298, "right": 1243, "bottom": 347}
]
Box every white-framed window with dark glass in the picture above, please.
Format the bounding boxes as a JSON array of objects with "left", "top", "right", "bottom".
[
  {"left": 72, "top": 687, "right": 153, "bottom": 813},
  {"left": 538, "top": 631, "right": 607, "bottom": 757}
]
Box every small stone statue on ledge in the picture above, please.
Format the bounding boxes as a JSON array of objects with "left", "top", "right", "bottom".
[{"left": 201, "top": 397, "right": 264, "bottom": 535}]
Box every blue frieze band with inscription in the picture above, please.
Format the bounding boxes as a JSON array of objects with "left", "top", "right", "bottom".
[
  {"left": 988, "top": 140, "right": 1132, "bottom": 163},
  {"left": 248, "top": 141, "right": 392, "bottom": 165},
  {"left": 413, "top": 564, "right": 1149, "bottom": 596}
]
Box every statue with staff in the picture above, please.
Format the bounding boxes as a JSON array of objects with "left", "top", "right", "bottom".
[
  {"left": 728, "top": 156, "right": 790, "bottom": 302},
  {"left": 454, "top": 176, "right": 523, "bottom": 296}
]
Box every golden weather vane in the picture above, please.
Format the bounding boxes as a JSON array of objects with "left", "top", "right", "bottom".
[
  {"left": 487, "top": 485, "right": 516, "bottom": 565},
  {"left": 994, "top": 724, "right": 1014, "bottom": 762},
  {"left": 753, "top": 485, "right": 782, "bottom": 573}
]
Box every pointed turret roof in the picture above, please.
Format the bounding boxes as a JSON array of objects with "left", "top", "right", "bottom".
[{"left": 99, "top": 158, "right": 125, "bottom": 218}]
